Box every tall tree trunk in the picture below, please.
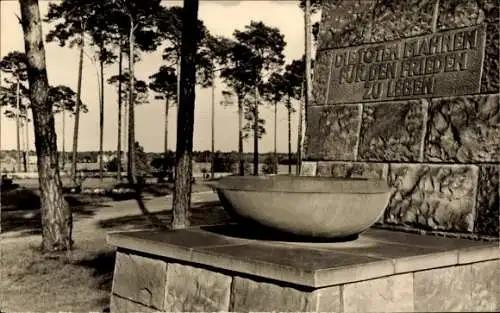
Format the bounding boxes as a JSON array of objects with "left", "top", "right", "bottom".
[
  {"left": 0, "top": 101, "right": 2, "bottom": 156},
  {"left": 0, "top": 101, "right": 2, "bottom": 157},
  {"left": 22, "top": 116, "right": 27, "bottom": 172},
  {"left": 71, "top": 28, "right": 85, "bottom": 184},
  {"left": 24, "top": 113, "right": 29, "bottom": 172},
  {"left": 22, "top": 150, "right": 28, "bottom": 172},
  {"left": 287, "top": 98, "right": 292, "bottom": 175},
  {"left": 300, "top": 0, "right": 312, "bottom": 175},
  {"left": 164, "top": 96, "right": 169, "bottom": 156},
  {"left": 172, "top": 0, "right": 199, "bottom": 230},
  {"left": 237, "top": 93, "right": 244, "bottom": 176},
  {"left": 253, "top": 84, "right": 259, "bottom": 176},
  {"left": 62, "top": 109, "right": 65, "bottom": 168},
  {"left": 16, "top": 78, "right": 21, "bottom": 172},
  {"left": 175, "top": 54, "right": 180, "bottom": 157},
  {"left": 123, "top": 94, "right": 128, "bottom": 158},
  {"left": 21, "top": 121, "right": 27, "bottom": 172},
  {"left": 210, "top": 79, "right": 215, "bottom": 179},
  {"left": 176, "top": 56, "right": 181, "bottom": 106},
  {"left": 297, "top": 81, "right": 304, "bottom": 175},
  {"left": 98, "top": 54, "right": 105, "bottom": 181},
  {"left": 274, "top": 99, "right": 277, "bottom": 174},
  {"left": 127, "top": 20, "right": 136, "bottom": 185},
  {"left": 19, "top": 0, "right": 72, "bottom": 252},
  {"left": 116, "top": 46, "right": 123, "bottom": 181}
]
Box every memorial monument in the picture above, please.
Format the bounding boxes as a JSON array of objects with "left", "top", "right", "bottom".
[
  {"left": 107, "top": 1, "right": 499, "bottom": 312},
  {"left": 305, "top": 0, "right": 498, "bottom": 239}
]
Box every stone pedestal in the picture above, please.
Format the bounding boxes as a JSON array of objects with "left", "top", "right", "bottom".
[{"left": 108, "top": 225, "right": 499, "bottom": 312}]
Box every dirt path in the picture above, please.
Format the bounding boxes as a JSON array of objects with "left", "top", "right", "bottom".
[
  {"left": 1, "top": 190, "right": 217, "bottom": 242},
  {"left": 0, "top": 190, "right": 221, "bottom": 312},
  {"left": 73, "top": 190, "right": 218, "bottom": 239}
]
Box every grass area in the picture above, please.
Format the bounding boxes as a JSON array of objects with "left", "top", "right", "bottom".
[
  {"left": 0, "top": 186, "right": 228, "bottom": 312},
  {"left": 0, "top": 238, "right": 114, "bottom": 312}
]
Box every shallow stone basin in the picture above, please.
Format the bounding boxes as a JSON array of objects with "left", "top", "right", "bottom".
[{"left": 209, "top": 175, "right": 392, "bottom": 239}]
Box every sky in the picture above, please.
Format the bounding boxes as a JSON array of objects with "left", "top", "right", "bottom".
[{"left": 0, "top": 0, "right": 320, "bottom": 153}]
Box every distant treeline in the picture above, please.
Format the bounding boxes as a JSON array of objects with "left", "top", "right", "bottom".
[
  {"left": 190, "top": 151, "right": 299, "bottom": 165},
  {"left": 147, "top": 150, "right": 300, "bottom": 166},
  {"left": 0, "top": 150, "right": 298, "bottom": 165}
]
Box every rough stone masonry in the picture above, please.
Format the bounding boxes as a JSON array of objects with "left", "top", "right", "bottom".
[{"left": 304, "top": 0, "right": 499, "bottom": 237}]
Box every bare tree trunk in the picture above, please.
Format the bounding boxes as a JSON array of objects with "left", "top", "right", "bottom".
[
  {"left": 297, "top": 81, "right": 304, "bottom": 175},
  {"left": 0, "top": 103, "right": 2, "bottom": 156},
  {"left": 25, "top": 113, "right": 29, "bottom": 172},
  {"left": 123, "top": 94, "right": 128, "bottom": 158},
  {"left": 71, "top": 27, "right": 85, "bottom": 184},
  {"left": 237, "top": 93, "right": 244, "bottom": 176},
  {"left": 62, "top": 109, "right": 65, "bottom": 168},
  {"left": 16, "top": 78, "right": 21, "bottom": 172},
  {"left": 98, "top": 55, "right": 105, "bottom": 181},
  {"left": 210, "top": 79, "right": 215, "bottom": 179},
  {"left": 21, "top": 121, "right": 27, "bottom": 172},
  {"left": 300, "top": 0, "right": 312, "bottom": 175},
  {"left": 22, "top": 150, "right": 28, "bottom": 172},
  {"left": 164, "top": 96, "right": 169, "bottom": 156},
  {"left": 175, "top": 54, "right": 180, "bottom": 157},
  {"left": 287, "top": 98, "right": 292, "bottom": 175},
  {"left": 274, "top": 99, "right": 277, "bottom": 174},
  {"left": 19, "top": 0, "right": 72, "bottom": 252},
  {"left": 172, "top": 0, "right": 199, "bottom": 230},
  {"left": 0, "top": 102, "right": 2, "bottom": 157},
  {"left": 176, "top": 56, "right": 181, "bottom": 106},
  {"left": 127, "top": 19, "right": 136, "bottom": 185},
  {"left": 253, "top": 84, "right": 259, "bottom": 176},
  {"left": 116, "top": 46, "right": 123, "bottom": 181}
]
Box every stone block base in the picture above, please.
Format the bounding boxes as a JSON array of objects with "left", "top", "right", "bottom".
[
  {"left": 110, "top": 257, "right": 499, "bottom": 313},
  {"left": 108, "top": 227, "right": 499, "bottom": 313}
]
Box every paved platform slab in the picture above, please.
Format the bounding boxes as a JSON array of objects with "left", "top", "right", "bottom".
[{"left": 107, "top": 225, "right": 499, "bottom": 288}]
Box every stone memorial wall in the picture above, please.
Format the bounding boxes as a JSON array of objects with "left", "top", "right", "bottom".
[{"left": 304, "top": 0, "right": 499, "bottom": 237}]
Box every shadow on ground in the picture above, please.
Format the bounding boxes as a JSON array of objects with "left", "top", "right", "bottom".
[
  {"left": 72, "top": 249, "right": 116, "bottom": 312},
  {"left": 97, "top": 200, "right": 229, "bottom": 230},
  {"left": 1, "top": 188, "right": 112, "bottom": 236},
  {"left": 75, "top": 249, "right": 116, "bottom": 293},
  {"left": 114, "top": 182, "right": 173, "bottom": 197},
  {"left": 1, "top": 188, "right": 41, "bottom": 211}
]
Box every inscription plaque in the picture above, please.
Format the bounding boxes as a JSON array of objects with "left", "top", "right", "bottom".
[{"left": 323, "top": 24, "right": 487, "bottom": 105}]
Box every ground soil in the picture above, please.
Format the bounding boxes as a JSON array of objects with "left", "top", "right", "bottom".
[{"left": 0, "top": 180, "right": 226, "bottom": 312}]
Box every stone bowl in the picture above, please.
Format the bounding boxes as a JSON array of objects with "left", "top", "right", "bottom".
[{"left": 208, "top": 175, "right": 392, "bottom": 239}]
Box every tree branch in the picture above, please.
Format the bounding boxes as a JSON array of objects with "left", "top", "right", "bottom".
[{"left": 14, "top": 13, "right": 22, "bottom": 24}]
